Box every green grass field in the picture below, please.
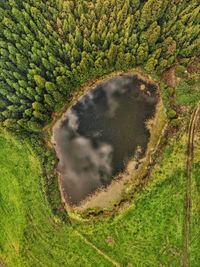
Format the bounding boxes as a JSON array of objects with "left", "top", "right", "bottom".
[
  {"left": 1, "top": 110, "right": 199, "bottom": 266},
  {"left": 0, "top": 130, "right": 113, "bottom": 267}
]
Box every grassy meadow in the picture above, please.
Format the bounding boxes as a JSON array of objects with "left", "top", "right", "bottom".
[
  {"left": 1, "top": 68, "right": 200, "bottom": 266},
  {"left": 1, "top": 114, "right": 199, "bottom": 266},
  {"left": 0, "top": 131, "right": 111, "bottom": 267}
]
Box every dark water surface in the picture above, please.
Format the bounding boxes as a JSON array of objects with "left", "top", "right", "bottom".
[{"left": 53, "top": 74, "right": 158, "bottom": 205}]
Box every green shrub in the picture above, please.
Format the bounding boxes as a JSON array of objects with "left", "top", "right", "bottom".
[
  {"left": 176, "top": 80, "right": 200, "bottom": 106},
  {"left": 170, "top": 118, "right": 181, "bottom": 127},
  {"left": 167, "top": 109, "right": 177, "bottom": 119},
  {"left": 175, "top": 65, "right": 187, "bottom": 78}
]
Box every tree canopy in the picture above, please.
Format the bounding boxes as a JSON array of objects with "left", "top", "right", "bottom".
[{"left": 0, "top": 0, "right": 199, "bottom": 131}]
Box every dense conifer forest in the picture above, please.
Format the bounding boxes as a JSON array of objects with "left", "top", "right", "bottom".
[{"left": 0, "top": 0, "right": 199, "bottom": 131}]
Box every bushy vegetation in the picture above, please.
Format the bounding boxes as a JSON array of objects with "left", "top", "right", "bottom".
[
  {"left": 176, "top": 79, "right": 200, "bottom": 107},
  {"left": 0, "top": 0, "right": 199, "bottom": 131}
]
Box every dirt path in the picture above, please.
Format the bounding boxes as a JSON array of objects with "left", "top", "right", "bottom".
[
  {"left": 75, "top": 230, "right": 120, "bottom": 267},
  {"left": 182, "top": 103, "right": 200, "bottom": 267}
]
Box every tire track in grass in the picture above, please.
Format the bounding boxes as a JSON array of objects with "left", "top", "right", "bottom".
[
  {"left": 75, "top": 230, "right": 120, "bottom": 267},
  {"left": 182, "top": 103, "right": 200, "bottom": 267}
]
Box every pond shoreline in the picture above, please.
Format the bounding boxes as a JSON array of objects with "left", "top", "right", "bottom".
[{"left": 46, "top": 70, "right": 167, "bottom": 218}]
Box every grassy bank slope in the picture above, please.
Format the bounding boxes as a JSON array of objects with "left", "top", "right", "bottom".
[
  {"left": 0, "top": 131, "right": 111, "bottom": 267},
  {"left": 1, "top": 124, "right": 197, "bottom": 266}
]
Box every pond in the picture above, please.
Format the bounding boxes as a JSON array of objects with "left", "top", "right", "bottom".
[{"left": 53, "top": 74, "right": 159, "bottom": 206}]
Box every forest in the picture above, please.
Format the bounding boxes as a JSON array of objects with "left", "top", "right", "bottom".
[{"left": 0, "top": 0, "right": 199, "bottom": 132}]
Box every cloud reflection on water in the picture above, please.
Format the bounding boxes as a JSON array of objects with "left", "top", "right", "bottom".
[{"left": 54, "top": 75, "right": 158, "bottom": 205}]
